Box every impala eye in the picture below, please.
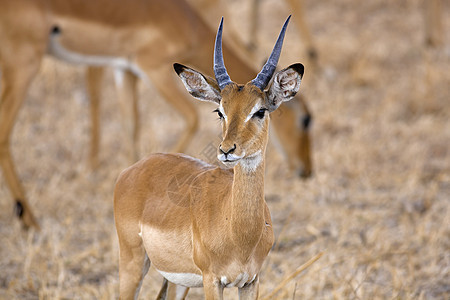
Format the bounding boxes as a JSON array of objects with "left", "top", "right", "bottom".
[
  {"left": 252, "top": 108, "right": 267, "bottom": 119},
  {"left": 213, "top": 109, "right": 224, "bottom": 119}
]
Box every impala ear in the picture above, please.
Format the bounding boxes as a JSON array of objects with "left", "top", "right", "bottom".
[
  {"left": 174, "top": 63, "right": 222, "bottom": 103},
  {"left": 265, "top": 63, "right": 304, "bottom": 112}
]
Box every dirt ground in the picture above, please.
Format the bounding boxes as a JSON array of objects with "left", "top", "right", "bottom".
[{"left": 0, "top": 0, "right": 449, "bottom": 299}]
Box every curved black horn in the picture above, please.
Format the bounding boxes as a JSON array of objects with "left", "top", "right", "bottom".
[
  {"left": 252, "top": 15, "right": 291, "bottom": 90},
  {"left": 213, "top": 17, "right": 232, "bottom": 90}
]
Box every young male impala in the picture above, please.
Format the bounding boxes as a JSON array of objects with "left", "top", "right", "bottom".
[
  {"left": 0, "top": 0, "right": 311, "bottom": 230},
  {"left": 114, "top": 16, "right": 304, "bottom": 299}
]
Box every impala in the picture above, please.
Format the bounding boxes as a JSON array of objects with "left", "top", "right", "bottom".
[
  {"left": 0, "top": 0, "right": 312, "bottom": 230},
  {"left": 114, "top": 16, "right": 304, "bottom": 299}
]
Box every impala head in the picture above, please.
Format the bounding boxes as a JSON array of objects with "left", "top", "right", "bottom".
[{"left": 175, "top": 16, "right": 304, "bottom": 169}]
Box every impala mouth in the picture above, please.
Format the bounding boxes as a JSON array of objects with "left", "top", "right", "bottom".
[{"left": 217, "top": 153, "right": 244, "bottom": 166}]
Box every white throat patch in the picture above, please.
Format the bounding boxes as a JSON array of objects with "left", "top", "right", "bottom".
[{"left": 240, "top": 150, "right": 262, "bottom": 172}]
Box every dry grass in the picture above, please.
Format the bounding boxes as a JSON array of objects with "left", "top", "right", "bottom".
[{"left": 1, "top": 0, "right": 449, "bottom": 299}]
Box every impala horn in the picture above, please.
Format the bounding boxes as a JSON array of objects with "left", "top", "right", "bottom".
[
  {"left": 252, "top": 15, "right": 291, "bottom": 91},
  {"left": 213, "top": 17, "right": 233, "bottom": 90}
]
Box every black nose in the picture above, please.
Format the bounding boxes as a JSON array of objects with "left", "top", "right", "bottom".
[{"left": 219, "top": 144, "right": 236, "bottom": 155}]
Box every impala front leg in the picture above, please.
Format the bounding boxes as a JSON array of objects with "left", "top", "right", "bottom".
[
  {"left": 238, "top": 276, "right": 259, "bottom": 300},
  {"left": 203, "top": 273, "right": 224, "bottom": 300}
]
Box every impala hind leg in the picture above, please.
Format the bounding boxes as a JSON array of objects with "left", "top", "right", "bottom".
[
  {"left": 0, "top": 52, "right": 43, "bottom": 230},
  {"left": 114, "top": 69, "right": 140, "bottom": 163},
  {"left": 146, "top": 66, "right": 198, "bottom": 153},
  {"left": 156, "top": 278, "right": 190, "bottom": 300},
  {"left": 86, "top": 67, "right": 105, "bottom": 169}
]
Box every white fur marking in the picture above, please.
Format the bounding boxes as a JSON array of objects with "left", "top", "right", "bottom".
[
  {"left": 217, "top": 152, "right": 244, "bottom": 163},
  {"left": 236, "top": 272, "right": 249, "bottom": 288},
  {"left": 219, "top": 103, "right": 227, "bottom": 122},
  {"left": 221, "top": 272, "right": 250, "bottom": 288},
  {"left": 157, "top": 270, "right": 203, "bottom": 288},
  {"left": 114, "top": 69, "right": 124, "bottom": 87},
  {"left": 138, "top": 222, "right": 143, "bottom": 238},
  {"left": 245, "top": 102, "right": 262, "bottom": 123},
  {"left": 240, "top": 150, "right": 262, "bottom": 172}
]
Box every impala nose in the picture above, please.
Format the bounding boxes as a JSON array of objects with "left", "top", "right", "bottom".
[{"left": 219, "top": 143, "right": 236, "bottom": 155}]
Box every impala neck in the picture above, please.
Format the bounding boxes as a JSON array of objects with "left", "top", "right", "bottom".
[{"left": 230, "top": 148, "right": 266, "bottom": 248}]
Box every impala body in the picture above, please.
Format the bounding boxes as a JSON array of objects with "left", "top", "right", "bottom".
[
  {"left": 115, "top": 151, "right": 274, "bottom": 299},
  {"left": 114, "top": 17, "right": 304, "bottom": 299}
]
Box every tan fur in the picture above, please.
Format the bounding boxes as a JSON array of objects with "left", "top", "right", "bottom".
[
  {"left": 0, "top": 0, "right": 312, "bottom": 232},
  {"left": 114, "top": 95, "right": 274, "bottom": 298},
  {"left": 113, "top": 15, "right": 305, "bottom": 291}
]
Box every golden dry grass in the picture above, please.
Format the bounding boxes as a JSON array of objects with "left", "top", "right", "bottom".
[{"left": 0, "top": 0, "right": 449, "bottom": 299}]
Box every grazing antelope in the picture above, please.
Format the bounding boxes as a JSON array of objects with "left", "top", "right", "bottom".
[
  {"left": 0, "top": 0, "right": 311, "bottom": 230},
  {"left": 114, "top": 16, "right": 304, "bottom": 299}
]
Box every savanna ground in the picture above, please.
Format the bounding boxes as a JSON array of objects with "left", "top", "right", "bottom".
[{"left": 0, "top": 0, "right": 449, "bottom": 299}]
